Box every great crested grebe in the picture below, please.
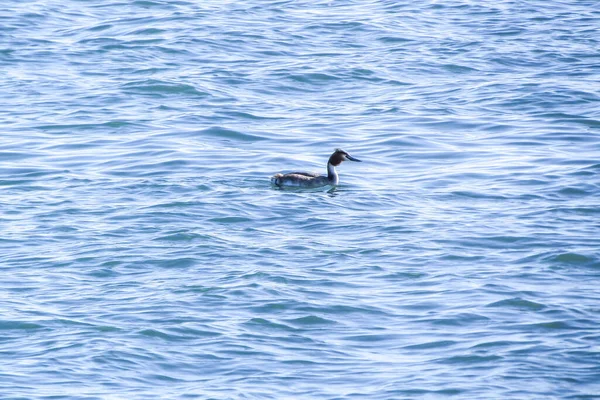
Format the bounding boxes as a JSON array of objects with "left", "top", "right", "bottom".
[{"left": 271, "top": 148, "right": 362, "bottom": 188}]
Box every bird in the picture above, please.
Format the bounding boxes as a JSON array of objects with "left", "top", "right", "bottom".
[{"left": 271, "top": 148, "right": 362, "bottom": 188}]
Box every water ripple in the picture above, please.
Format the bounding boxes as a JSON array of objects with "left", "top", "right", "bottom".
[{"left": 1, "top": 0, "right": 600, "bottom": 398}]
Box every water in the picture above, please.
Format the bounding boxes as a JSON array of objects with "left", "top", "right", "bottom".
[{"left": 2, "top": 0, "right": 600, "bottom": 398}]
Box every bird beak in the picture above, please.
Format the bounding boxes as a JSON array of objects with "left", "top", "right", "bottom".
[{"left": 345, "top": 154, "right": 362, "bottom": 162}]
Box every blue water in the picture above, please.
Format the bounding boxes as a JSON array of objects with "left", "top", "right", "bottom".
[{"left": 2, "top": 1, "right": 600, "bottom": 398}]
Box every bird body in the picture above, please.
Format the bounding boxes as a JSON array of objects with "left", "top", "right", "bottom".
[{"left": 271, "top": 149, "right": 361, "bottom": 188}]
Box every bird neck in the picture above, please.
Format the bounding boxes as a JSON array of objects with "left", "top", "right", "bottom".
[{"left": 327, "top": 163, "right": 339, "bottom": 185}]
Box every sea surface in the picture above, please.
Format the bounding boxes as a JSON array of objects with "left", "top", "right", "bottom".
[{"left": 2, "top": 1, "right": 600, "bottom": 399}]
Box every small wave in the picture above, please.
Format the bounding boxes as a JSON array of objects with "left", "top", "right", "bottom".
[
  {"left": 439, "top": 354, "right": 503, "bottom": 365},
  {"left": 0, "top": 320, "right": 44, "bottom": 330},
  {"left": 152, "top": 232, "right": 208, "bottom": 242},
  {"left": 243, "top": 318, "right": 297, "bottom": 332},
  {"left": 284, "top": 315, "right": 337, "bottom": 327},
  {"left": 552, "top": 252, "right": 598, "bottom": 267},
  {"left": 519, "top": 251, "right": 599, "bottom": 268},
  {"left": 0, "top": 151, "right": 37, "bottom": 161},
  {"left": 486, "top": 298, "right": 546, "bottom": 311},
  {"left": 441, "top": 63, "right": 479, "bottom": 73},
  {"left": 197, "top": 126, "right": 267, "bottom": 142},
  {"left": 403, "top": 340, "right": 457, "bottom": 350},
  {"left": 288, "top": 72, "right": 341, "bottom": 84},
  {"left": 377, "top": 36, "right": 414, "bottom": 43},
  {"left": 34, "top": 120, "right": 141, "bottom": 132},
  {"left": 121, "top": 79, "right": 209, "bottom": 97}
]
